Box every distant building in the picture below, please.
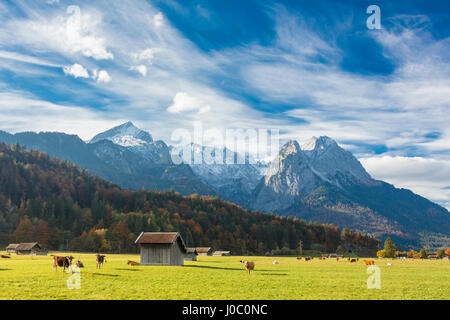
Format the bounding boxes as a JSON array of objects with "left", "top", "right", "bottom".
[
  {"left": 15, "top": 242, "right": 42, "bottom": 255},
  {"left": 195, "top": 247, "right": 213, "bottom": 256},
  {"left": 213, "top": 251, "right": 231, "bottom": 256},
  {"left": 135, "top": 232, "right": 187, "bottom": 266},
  {"left": 185, "top": 248, "right": 198, "bottom": 261},
  {"left": 6, "top": 243, "right": 20, "bottom": 253}
]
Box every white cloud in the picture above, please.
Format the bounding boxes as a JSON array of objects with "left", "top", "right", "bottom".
[
  {"left": 129, "top": 65, "right": 147, "bottom": 76},
  {"left": 1, "top": 5, "right": 114, "bottom": 61},
  {"left": 0, "top": 50, "right": 62, "bottom": 68},
  {"left": 63, "top": 63, "right": 90, "bottom": 78},
  {"left": 167, "top": 92, "right": 211, "bottom": 114},
  {"left": 95, "top": 70, "right": 112, "bottom": 83},
  {"left": 0, "top": 90, "right": 120, "bottom": 140},
  {"left": 134, "top": 48, "right": 156, "bottom": 62},
  {"left": 153, "top": 12, "right": 164, "bottom": 27},
  {"left": 361, "top": 156, "right": 450, "bottom": 209}
]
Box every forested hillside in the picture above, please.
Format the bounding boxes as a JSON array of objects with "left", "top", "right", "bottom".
[{"left": 0, "top": 143, "right": 379, "bottom": 255}]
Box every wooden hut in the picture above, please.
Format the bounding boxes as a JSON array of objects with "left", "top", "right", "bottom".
[
  {"left": 185, "top": 247, "right": 198, "bottom": 261},
  {"left": 15, "top": 242, "right": 42, "bottom": 255},
  {"left": 6, "top": 243, "right": 20, "bottom": 253},
  {"left": 213, "top": 251, "right": 231, "bottom": 256},
  {"left": 135, "top": 232, "right": 187, "bottom": 266},
  {"left": 195, "top": 247, "right": 213, "bottom": 256}
]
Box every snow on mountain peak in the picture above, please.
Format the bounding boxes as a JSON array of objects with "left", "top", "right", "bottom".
[
  {"left": 301, "top": 136, "right": 336, "bottom": 151},
  {"left": 89, "top": 121, "right": 153, "bottom": 146},
  {"left": 279, "top": 140, "right": 301, "bottom": 157}
]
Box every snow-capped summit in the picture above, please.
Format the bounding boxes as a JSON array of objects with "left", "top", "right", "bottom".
[
  {"left": 89, "top": 122, "right": 170, "bottom": 164},
  {"left": 89, "top": 121, "right": 153, "bottom": 146},
  {"left": 301, "top": 136, "right": 374, "bottom": 186},
  {"left": 301, "top": 136, "right": 336, "bottom": 151}
]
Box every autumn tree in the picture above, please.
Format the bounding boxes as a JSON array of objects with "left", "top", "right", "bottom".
[
  {"left": 14, "top": 218, "right": 34, "bottom": 242},
  {"left": 33, "top": 220, "right": 51, "bottom": 247}
]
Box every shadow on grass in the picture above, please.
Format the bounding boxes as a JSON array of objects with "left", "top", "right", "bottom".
[
  {"left": 92, "top": 273, "right": 120, "bottom": 277},
  {"left": 0, "top": 268, "right": 11, "bottom": 271},
  {"left": 115, "top": 268, "right": 141, "bottom": 272},
  {"left": 183, "top": 265, "right": 273, "bottom": 272},
  {"left": 259, "top": 273, "right": 288, "bottom": 276}
]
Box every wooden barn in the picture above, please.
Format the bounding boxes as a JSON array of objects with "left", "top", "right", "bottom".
[
  {"left": 213, "top": 251, "right": 231, "bottom": 256},
  {"left": 5, "top": 243, "right": 19, "bottom": 253},
  {"left": 185, "top": 247, "right": 198, "bottom": 261},
  {"left": 196, "top": 247, "right": 213, "bottom": 256},
  {"left": 135, "top": 232, "right": 187, "bottom": 266},
  {"left": 15, "top": 242, "right": 42, "bottom": 255}
]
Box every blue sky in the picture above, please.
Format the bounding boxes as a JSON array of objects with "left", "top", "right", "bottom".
[{"left": 0, "top": 0, "right": 449, "bottom": 208}]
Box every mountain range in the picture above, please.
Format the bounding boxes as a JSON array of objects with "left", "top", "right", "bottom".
[{"left": 1, "top": 122, "right": 448, "bottom": 249}]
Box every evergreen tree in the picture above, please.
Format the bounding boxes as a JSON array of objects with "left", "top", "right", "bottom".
[
  {"left": 383, "top": 237, "right": 396, "bottom": 258},
  {"left": 420, "top": 249, "right": 428, "bottom": 259}
]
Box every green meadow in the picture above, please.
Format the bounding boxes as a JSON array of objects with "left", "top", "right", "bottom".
[{"left": 0, "top": 252, "right": 448, "bottom": 300}]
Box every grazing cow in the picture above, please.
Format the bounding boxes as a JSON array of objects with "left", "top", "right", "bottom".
[
  {"left": 273, "top": 260, "right": 279, "bottom": 264},
  {"left": 1, "top": 254, "right": 11, "bottom": 259},
  {"left": 296, "top": 257, "right": 302, "bottom": 260},
  {"left": 127, "top": 260, "right": 140, "bottom": 266},
  {"left": 75, "top": 260, "right": 84, "bottom": 268},
  {"left": 240, "top": 260, "right": 255, "bottom": 274},
  {"left": 51, "top": 255, "right": 74, "bottom": 272},
  {"left": 350, "top": 258, "right": 357, "bottom": 263},
  {"left": 96, "top": 254, "right": 106, "bottom": 269},
  {"left": 336, "top": 257, "right": 339, "bottom": 261}
]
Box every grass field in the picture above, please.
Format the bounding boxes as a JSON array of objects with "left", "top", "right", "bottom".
[{"left": 0, "top": 252, "right": 449, "bottom": 300}]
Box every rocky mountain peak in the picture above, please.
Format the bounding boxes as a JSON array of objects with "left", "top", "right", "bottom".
[
  {"left": 301, "top": 136, "right": 337, "bottom": 152},
  {"left": 89, "top": 121, "right": 154, "bottom": 146}
]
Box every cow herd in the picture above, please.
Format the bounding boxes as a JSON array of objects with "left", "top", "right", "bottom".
[
  {"left": 295, "top": 256, "right": 379, "bottom": 265},
  {"left": 2, "top": 253, "right": 383, "bottom": 276},
  {"left": 51, "top": 254, "right": 106, "bottom": 272}
]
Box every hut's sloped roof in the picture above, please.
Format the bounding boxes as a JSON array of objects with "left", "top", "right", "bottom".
[
  {"left": 15, "top": 242, "right": 41, "bottom": 251},
  {"left": 186, "top": 248, "right": 198, "bottom": 254},
  {"left": 135, "top": 232, "right": 187, "bottom": 253},
  {"left": 213, "top": 251, "right": 231, "bottom": 255},
  {"left": 6, "top": 243, "right": 20, "bottom": 249},
  {"left": 136, "top": 232, "right": 178, "bottom": 244},
  {"left": 196, "top": 247, "right": 212, "bottom": 253}
]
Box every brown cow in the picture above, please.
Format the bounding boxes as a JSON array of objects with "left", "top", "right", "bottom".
[
  {"left": 127, "top": 260, "right": 140, "bottom": 266},
  {"left": 363, "top": 259, "right": 375, "bottom": 266},
  {"left": 51, "top": 255, "right": 74, "bottom": 272},
  {"left": 350, "top": 258, "right": 357, "bottom": 263},
  {"left": 296, "top": 257, "right": 302, "bottom": 260},
  {"left": 240, "top": 260, "right": 255, "bottom": 274},
  {"left": 96, "top": 254, "right": 106, "bottom": 269},
  {"left": 1, "top": 254, "right": 11, "bottom": 259}
]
